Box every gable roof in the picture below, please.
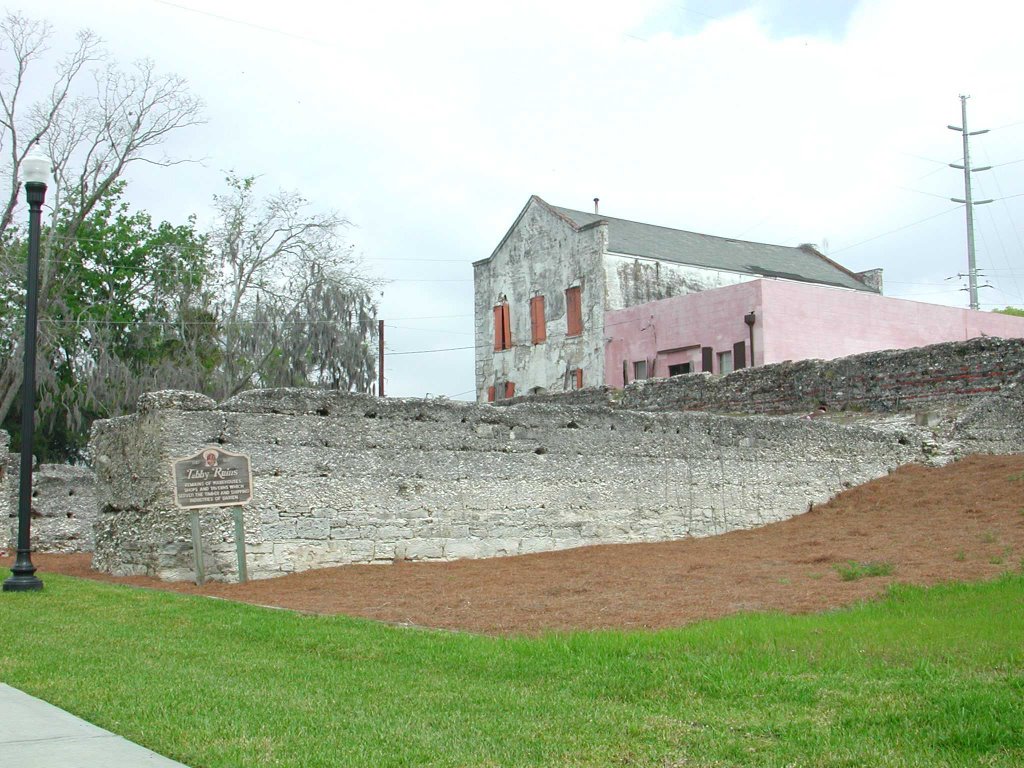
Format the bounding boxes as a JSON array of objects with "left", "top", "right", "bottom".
[{"left": 550, "top": 202, "right": 874, "bottom": 292}]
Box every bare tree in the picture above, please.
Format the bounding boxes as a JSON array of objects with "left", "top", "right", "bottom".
[
  {"left": 212, "top": 174, "right": 378, "bottom": 398},
  {"left": 0, "top": 11, "right": 205, "bottom": 428},
  {"left": 0, "top": 13, "right": 99, "bottom": 237}
]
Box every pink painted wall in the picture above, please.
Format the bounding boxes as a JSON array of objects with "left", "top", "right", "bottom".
[
  {"left": 604, "top": 281, "right": 763, "bottom": 387},
  {"left": 603, "top": 279, "right": 1024, "bottom": 388}
]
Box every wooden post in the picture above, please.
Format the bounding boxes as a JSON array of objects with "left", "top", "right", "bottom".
[
  {"left": 190, "top": 512, "right": 205, "bottom": 586},
  {"left": 378, "top": 319, "right": 385, "bottom": 397},
  {"left": 233, "top": 506, "right": 248, "bottom": 583}
]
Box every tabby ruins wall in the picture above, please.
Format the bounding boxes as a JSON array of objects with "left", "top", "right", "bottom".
[{"left": 88, "top": 389, "right": 929, "bottom": 582}]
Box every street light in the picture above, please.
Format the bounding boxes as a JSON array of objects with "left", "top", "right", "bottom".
[{"left": 3, "top": 150, "right": 49, "bottom": 592}]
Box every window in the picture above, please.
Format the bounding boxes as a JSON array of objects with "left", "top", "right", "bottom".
[
  {"left": 701, "top": 347, "right": 714, "bottom": 372},
  {"left": 668, "top": 362, "right": 691, "bottom": 376},
  {"left": 633, "top": 360, "right": 648, "bottom": 380},
  {"left": 718, "top": 350, "right": 733, "bottom": 374},
  {"left": 733, "top": 341, "right": 746, "bottom": 370},
  {"left": 570, "top": 368, "right": 584, "bottom": 390},
  {"left": 489, "top": 381, "right": 516, "bottom": 401},
  {"left": 565, "top": 286, "right": 583, "bottom": 336},
  {"left": 530, "top": 295, "right": 546, "bottom": 344},
  {"left": 493, "top": 302, "right": 511, "bottom": 351}
]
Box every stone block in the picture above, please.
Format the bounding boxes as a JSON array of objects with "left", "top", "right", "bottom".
[
  {"left": 403, "top": 539, "right": 444, "bottom": 560},
  {"left": 295, "top": 518, "right": 330, "bottom": 540},
  {"left": 261, "top": 520, "right": 297, "bottom": 540}
]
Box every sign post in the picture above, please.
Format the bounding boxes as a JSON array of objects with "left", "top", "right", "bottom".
[
  {"left": 171, "top": 446, "right": 253, "bottom": 585},
  {"left": 190, "top": 512, "right": 205, "bottom": 585},
  {"left": 232, "top": 506, "right": 248, "bottom": 583}
]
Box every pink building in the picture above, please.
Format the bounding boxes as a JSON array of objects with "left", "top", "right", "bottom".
[{"left": 605, "top": 279, "right": 1024, "bottom": 386}]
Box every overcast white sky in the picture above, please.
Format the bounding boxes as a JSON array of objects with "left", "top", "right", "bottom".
[{"left": 17, "top": 0, "right": 1024, "bottom": 399}]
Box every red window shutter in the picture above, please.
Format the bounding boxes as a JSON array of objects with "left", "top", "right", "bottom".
[
  {"left": 493, "top": 306, "right": 503, "bottom": 351},
  {"left": 566, "top": 286, "right": 582, "bottom": 336},
  {"left": 487, "top": 385, "right": 496, "bottom": 402},
  {"left": 501, "top": 303, "right": 512, "bottom": 349},
  {"left": 530, "top": 296, "right": 546, "bottom": 344},
  {"left": 505, "top": 381, "right": 515, "bottom": 399},
  {"left": 494, "top": 303, "right": 512, "bottom": 350},
  {"left": 575, "top": 368, "right": 583, "bottom": 389}
]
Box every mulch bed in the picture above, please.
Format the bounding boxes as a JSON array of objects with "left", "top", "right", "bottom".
[{"left": 6, "top": 454, "right": 1024, "bottom": 636}]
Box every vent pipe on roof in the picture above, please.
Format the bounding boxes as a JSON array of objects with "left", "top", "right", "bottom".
[{"left": 594, "top": 197, "right": 599, "bottom": 214}]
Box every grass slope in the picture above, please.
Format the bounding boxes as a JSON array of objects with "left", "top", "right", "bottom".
[{"left": 2, "top": 572, "right": 1022, "bottom": 767}]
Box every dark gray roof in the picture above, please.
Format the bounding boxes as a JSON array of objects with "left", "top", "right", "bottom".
[{"left": 552, "top": 205, "right": 873, "bottom": 292}]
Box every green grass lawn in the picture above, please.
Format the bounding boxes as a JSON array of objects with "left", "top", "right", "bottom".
[{"left": 2, "top": 572, "right": 1022, "bottom": 767}]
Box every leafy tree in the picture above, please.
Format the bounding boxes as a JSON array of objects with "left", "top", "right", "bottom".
[
  {"left": 2, "top": 183, "right": 216, "bottom": 460},
  {"left": 992, "top": 307, "right": 1024, "bottom": 317},
  {"left": 0, "top": 10, "right": 204, "bottom": 437}
]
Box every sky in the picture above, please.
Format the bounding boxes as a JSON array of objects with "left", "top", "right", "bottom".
[{"left": 14, "top": 0, "right": 1024, "bottom": 400}]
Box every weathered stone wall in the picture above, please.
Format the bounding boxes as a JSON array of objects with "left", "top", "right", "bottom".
[
  {"left": 509, "top": 337, "right": 1024, "bottom": 416},
  {"left": 1, "top": 435, "right": 98, "bottom": 553},
  {"left": 474, "top": 197, "right": 609, "bottom": 401},
  {"left": 950, "top": 377, "right": 1024, "bottom": 454},
  {"left": 90, "top": 388, "right": 928, "bottom": 582},
  {"left": 0, "top": 431, "right": 9, "bottom": 547},
  {"left": 603, "top": 253, "right": 753, "bottom": 311}
]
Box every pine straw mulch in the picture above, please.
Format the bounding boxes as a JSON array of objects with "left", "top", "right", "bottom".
[{"left": 7, "top": 454, "right": 1024, "bottom": 636}]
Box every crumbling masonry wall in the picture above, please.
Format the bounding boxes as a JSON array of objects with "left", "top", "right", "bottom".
[
  {"left": 90, "top": 389, "right": 927, "bottom": 582},
  {"left": 2, "top": 434, "right": 98, "bottom": 553},
  {"left": 512, "top": 337, "right": 1024, "bottom": 415},
  {"left": 622, "top": 336, "right": 1024, "bottom": 414}
]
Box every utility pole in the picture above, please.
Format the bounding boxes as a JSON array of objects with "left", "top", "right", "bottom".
[
  {"left": 378, "top": 319, "right": 385, "bottom": 397},
  {"left": 948, "top": 94, "right": 993, "bottom": 310}
]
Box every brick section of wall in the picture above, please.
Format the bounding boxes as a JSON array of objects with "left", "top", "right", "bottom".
[
  {"left": 508, "top": 337, "right": 1024, "bottom": 415},
  {"left": 89, "top": 388, "right": 926, "bottom": 582}
]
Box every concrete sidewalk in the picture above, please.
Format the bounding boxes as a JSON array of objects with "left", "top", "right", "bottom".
[{"left": 0, "top": 683, "right": 190, "bottom": 767}]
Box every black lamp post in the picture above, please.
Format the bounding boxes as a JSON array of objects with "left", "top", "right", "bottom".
[{"left": 3, "top": 151, "right": 49, "bottom": 592}]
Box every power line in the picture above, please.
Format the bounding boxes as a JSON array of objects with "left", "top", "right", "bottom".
[
  {"left": 973, "top": 170, "right": 1023, "bottom": 303},
  {"left": 18, "top": 231, "right": 474, "bottom": 265},
  {"left": 673, "top": 3, "right": 724, "bottom": 22},
  {"left": 387, "top": 345, "right": 475, "bottom": 356},
  {"left": 151, "top": 0, "right": 332, "bottom": 46},
  {"left": 912, "top": 165, "right": 950, "bottom": 182},
  {"left": 900, "top": 151, "right": 950, "bottom": 165},
  {"left": 34, "top": 317, "right": 380, "bottom": 328},
  {"left": 383, "top": 313, "right": 472, "bottom": 321},
  {"left": 392, "top": 278, "right": 471, "bottom": 282},
  {"left": 897, "top": 186, "right": 952, "bottom": 201},
  {"left": 3, "top": 253, "right": 468, "bottom": 284},
  {"left": 989, "top": 119, "right": 1024, "bottom": 132},
  {"left": 386, "top": 324, "right": 474, "bottom": 336},
  {"left": 830, "top": 207, "right": 960, "bottom": 254}
]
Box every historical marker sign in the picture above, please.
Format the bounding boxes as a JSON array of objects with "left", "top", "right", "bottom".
[{"left": 171, "top": 446, "right": 253, "bottom": 509}]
